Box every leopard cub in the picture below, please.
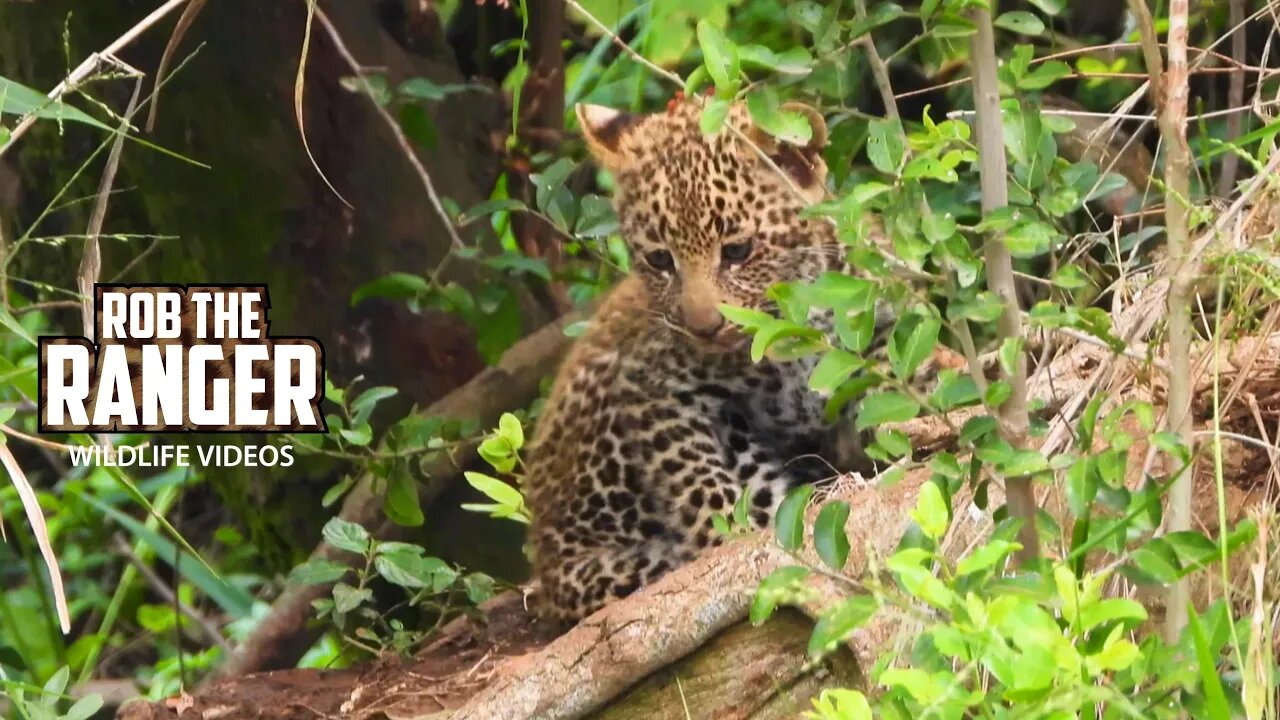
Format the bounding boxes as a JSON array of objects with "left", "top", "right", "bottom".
[{"left": 524, "top": 99, "right": 855, "bottom": 624}]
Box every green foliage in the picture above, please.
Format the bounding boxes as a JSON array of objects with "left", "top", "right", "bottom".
[{"left": 294, "top": 518, "right": 498, "bottom": 655}]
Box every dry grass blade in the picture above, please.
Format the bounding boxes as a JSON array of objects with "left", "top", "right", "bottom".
[
  {"left": 80, "top": 79, "right": 142, "bottom": 337},
  {"left": 0, "top": 442, "right": 70, "bottom": 633},
  {"left": 145, "top": 0, "right": 209, "bottom": 132},
  {"left": 294, "top": 0, "right": 353, "bottom": 209}
]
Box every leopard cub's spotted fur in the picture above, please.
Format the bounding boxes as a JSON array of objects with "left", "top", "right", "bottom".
[{"left": 525, "top": 100, "right": 856, "bottom": 624}]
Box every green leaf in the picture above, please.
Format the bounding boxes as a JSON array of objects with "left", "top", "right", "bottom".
[
  {"left": 998, "top": 337, "right": 1023, "bottom": 377},
  {"left": 0, "top": 76, "right": 112, "bottom": 130},
  {"left": 464, "top": 572, "right": 496, "bottom": 603},
  {"left": 339, "top": 423, "right": 373, "bottom": 446},
  {"left": 866, "top": 118, "right": 905, "bottom": 174},
  {"left": 814, "top": 501, "right": 851, "bottom": 570},
  {"left": 879, "top": 667, "right": 942, "bottom": 704},
  {"left": 350, "top": 272, "right": 430, "bottom": 306},
  {"left": 719, "top": 304, "right": 776, "bottom": 330},
  {"left": 290, "top": 559, "right": 351, "bottom": 585},
  {"left": 63, "top": 694, "right": 104, "bottom": 720},
  {"left": 576, "top": 194, "right": 617, "bottom": 237},
  {"left": 399, "top": 103, "right": 437, "bottom": 150},
  {"left": 921, "top": 212, "right": 957, "bottom": 243},
  {"left": 750, "top": 319, "right": 821, "bottom": 363},
  {"left": 932, "top": 15, "right": 977, "bottom": 37},
  {"left": 995, "top": 11, "right": 1046, "bottom": 35},
  {"left": 1027, "top": 0, "right": 1065, "bottom": 14},
  {"left": 984, "top": 380, "right": 1012, "bottom": 408},
  {"left": 479, "top": 435, "right": 517, "bottom": 473},
  {"left": 323, "top": 517, "right": 371, "bottom": 554},
  {"left": 700, "top": 97, "right": 731, "bottom": 135},
  {"left": 911, "top": 481, "right": 949, "bottom": 540},
  {"left": 1019, "top": 61, "right": 1072, "bottom": 90},
  {"left": 44, "top": 666, "right": 70, "bottom": 695},
  {"left": 855, "top": 391, "right": 920, "bottom": 430},
  {"left": 384, "top": 470, "right": 425, "bottom": 527},
  {"left": 1051, "top": 264, "right": 1091, "bottom": 290},
  {"left": 696, "top": 20, "right": 740, "bottom": 93},
  {"left": 464, "top": 471, "right": 524, "bottom": 508},
  {"left": 891, "top": 562, "right": 956, "bottom": 610},
  {"left": 888, "top": 315, "right": 940, "bottom": 380},
  {"left": 774, "top": 485, "right": 814, "bottom": 551},
  {"left": 746, "top": 87, "right": 813, "bottom": 145},
  {"left": 398, "top": 77, "right": 471, "bottom": 101},
  {"left": 956, "top": 540, "right": 1020, "bottom": 576},
  {"left": 808, "top": 595, "right": 878, "bottom": 657},
  {"left": 1187, "top": 604, "right": 1232, "bottom": 720},
  {"left": 0, "top": 306, "right": 35, "bottom": 346},
  {"left": 809, "top": 689, "right": 871, "bottom": 720},
  {"left": 751, "top": 565, "right": 810, "bottom": 625},
  {"left": 375, "top": 551, "right": 456, "bottom": 591},
  {"left": 458, "top": 198, "right": 527, "bottom": 224},
  {"left": 738, "top": 45, "right": 813, "bottom": 75},
  {"left": 485, "top": 253, "right": 553, "bottom": 281},
  {"left": 350, "top": 386, "right": 398, "bottom": 425},
  {"left": 1078, "top": 597, "right": 1148, "bottom": 632},
  {"left": 874, "top": 428, "right": 911, "bottom": 458},
  {"left": 497, "top": 412, "right": 525, "bottom": 451},
  {"left": 332, "top": 582, "right": 373, "bottom": 614},
  {"left": 808, "top": 349, "right": 861, "bottom": 393},
  {"left": 930, "top": 371, "right": 980, "bottom": 411}
]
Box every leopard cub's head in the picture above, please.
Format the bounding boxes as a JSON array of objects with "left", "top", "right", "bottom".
[{"left": 577, "top": 99, "right": 836, "bottom": 350}]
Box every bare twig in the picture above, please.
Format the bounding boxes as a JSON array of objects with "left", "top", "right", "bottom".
[
  {"left": 854, "top": 0, "right": 899, "bottom": 123},
  {"left": 0, "top": 0, "right": 192, "bottom": 157},
  {"left": 564, "top": 0, "right": 682, "bottom": 86},
  {"left": 312, "top": 6, "right": 465, "bottom": 258},
  {"left": 967, "top": 7, "right": 1039, "bottom": 564}
]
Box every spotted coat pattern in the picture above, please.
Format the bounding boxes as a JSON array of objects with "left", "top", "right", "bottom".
[{"left": 525, "top": 101, "right": 856, "bottom": 624}]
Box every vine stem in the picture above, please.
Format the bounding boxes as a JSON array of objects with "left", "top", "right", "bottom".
[{"left": 967, "top": 7, "right": 1039, "bottom": 564}]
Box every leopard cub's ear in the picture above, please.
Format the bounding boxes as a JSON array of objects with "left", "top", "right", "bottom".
[
  {"left": 576, "top": 104, "right": 643, "bottom": 172},
  {"left": 749, "top": 102, "right": 829, "bottom": 202}
]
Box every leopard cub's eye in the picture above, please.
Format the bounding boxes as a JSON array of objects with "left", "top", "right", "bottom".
[
  {"left": 644, "top": 249, "right": 675, "bottom": 271},
  {"left": 720, "top": 240, "right": 753, "bottom": 265}
]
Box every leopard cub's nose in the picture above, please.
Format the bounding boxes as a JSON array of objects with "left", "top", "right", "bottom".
[{"left": 687, "top": 314, "right": 726, "bottom": 339}]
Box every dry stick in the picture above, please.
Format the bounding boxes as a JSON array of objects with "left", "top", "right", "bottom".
[
  {"left": 967, "top": 8, "right": 1039, "bottom": 564},
  {"left": 854, "top": 0, "right": 898, "bottom": 124},
  {"left": 1130, "top": 0, "right": 1196, "bottom": 643},
  {"left": 0, "top": 0, "right": 192, "bottom": 157},
  {"left": 312, "top": 7, "right": 466, "bottom": 255}
]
